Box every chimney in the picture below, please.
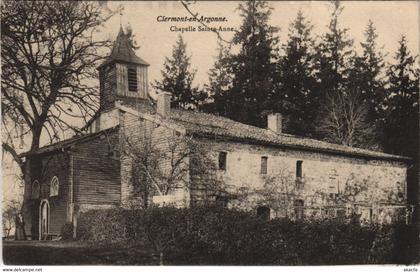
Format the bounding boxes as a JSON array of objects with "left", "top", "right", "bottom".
[
  {"left": 267, "top": 113, "right": 282, "bottom": 134},
  {"left": 157, "top": 92, "right": 171, "bottom": 117}
]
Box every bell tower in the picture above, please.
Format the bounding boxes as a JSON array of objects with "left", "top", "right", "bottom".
[{"left": 97, "top": 27, "right": 149, "bottom": 112}]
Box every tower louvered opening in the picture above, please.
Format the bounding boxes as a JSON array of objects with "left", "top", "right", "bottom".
[{"left": 128, "top": 67, "right": 138, "bottom": 92}]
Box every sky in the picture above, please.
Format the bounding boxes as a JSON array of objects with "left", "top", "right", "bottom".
[
  {"left": 102, "top": 1, "right": 419, "bottom": 89},
  {"left": 2, "top": 1, "right": 419, "bottom": 204}
]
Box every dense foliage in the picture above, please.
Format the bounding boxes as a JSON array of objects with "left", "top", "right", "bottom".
[
  {"left": 220, "top": 1, "right": 280, "bottom": 127},
  {"left": 382, "top": 36, "right": 419, "bottom": 159},
  {"left": 153, "top": 35, "right": 203, "bottom": 110},
  {"left": 74, "top": 206, "right": 418, "bottom": 265},
  {"left": 276, "top": 10, "right": 318, "bottom": 137},
  {"left": 60, "top": 222, "right": 74, "bottom": 240},
  {"left": 199, "top": 0, "right": 420, "bottom": 156}
]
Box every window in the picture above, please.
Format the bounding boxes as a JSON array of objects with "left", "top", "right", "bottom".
[
  {"left": 127, "top": 67, "right": 137, "bottom": 92},
  {"left": 50, "top": 176, "right": 59, "bottom": 197},
  {"left": 296, "top": 160, "right": 303, "bottom": 178},
  {"left": 215, "top": 196, "right": 228, "bottom": 208},
  {"left": 260, "top": 156, "right": 268, "bottom": 174},
  {"left": 32, "top": 180, "right": 40, "bottom": 199},
  {"left": 218, "top": 151, "right": 227, "bottom": 171},
  {"left": 337, "top": 209, "right": 346, "bottom": 220},
  {"left": 257, "top": 206, "right": 270, "bottom": 221},
  {"left": 294, "top": 199, "right": 304, "bottom": 220}
]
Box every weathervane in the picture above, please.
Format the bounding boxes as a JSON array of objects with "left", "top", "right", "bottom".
[{"left": 119, "top": 6, "right": 123, "bottom": 27}]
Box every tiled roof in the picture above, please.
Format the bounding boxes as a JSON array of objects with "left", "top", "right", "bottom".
[
  {"left": 98, "top": 27, "right": 149, "bottom": 68},
  {"left": 117, "top": 97, "right": 155, "bottom": 114},
  {"left": 167, "top": 109, "right": 410, "bottom": 162},
  {"left": 21, "top": 102, "right": 410, "bottom": 162},
  {"left": 20, "top": 127, "right": 119, "bottom": 157},
  {"left": 82, "top": 98, "right": 155, "bottom": 131}
]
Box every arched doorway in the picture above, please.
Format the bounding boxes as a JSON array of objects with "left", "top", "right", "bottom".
[{"left": 39, "top": 200, "right": 50, "bottom": 240}]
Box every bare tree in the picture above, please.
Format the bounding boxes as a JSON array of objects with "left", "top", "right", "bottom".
[
  {"left": 2, "top": 206, "right": 15, "bottom": 239},
  {"left": 259, "top": 168, "right": 296, "bottom": 214},
  {"left": 120, "top": 124, "right": 225, "bottom": 209},
  {"left": 2, "top": 200, "right": 21, "bottom": 239},
  {"left": 230, "top": 166, "right": 301, "bottom": 217},
  {"left": 123, "top": 133, "right": 191, "bottom": 208},
  {"left": 316, "top": 89, "right": 377, "bottom": 148},
  {"left": 230, "top": 164, "right": 407, "bottom": 223},
  {"left": 1, "top": 1, "right": 116, "bottom": 170}
]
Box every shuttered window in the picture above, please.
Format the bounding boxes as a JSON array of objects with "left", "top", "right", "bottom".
[{"left": 127, "top": 67, "right": 137, "bottom": 92}]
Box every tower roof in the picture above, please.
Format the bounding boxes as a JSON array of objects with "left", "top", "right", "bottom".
[{"left": 98, "top": 27, "right": 149, "bottom": 68}]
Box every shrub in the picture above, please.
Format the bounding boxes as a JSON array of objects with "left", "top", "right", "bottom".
[
  {"left": 60, "top": 222, "right": 74, "bottom": 240},
  {"left": 77, "top": 208, "right": 129, "bottom": 245},
  {"left": 76, "top": 206, "right": 414, "bottom": 264}
]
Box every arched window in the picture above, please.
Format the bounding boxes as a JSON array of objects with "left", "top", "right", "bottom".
[
  {"left": 32, "top": 180, "right": 40, "bottom": 199},
  {"left": 50, "top": 176, "right": 59, "bottom": 197}
]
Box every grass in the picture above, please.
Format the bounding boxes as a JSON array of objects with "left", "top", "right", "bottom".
[{"left": 2, "top": 240, "right": 158, "bottom": 265}]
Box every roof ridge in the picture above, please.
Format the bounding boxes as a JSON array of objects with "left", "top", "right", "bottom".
[
  {"left": 169, "top": 108, "right": 410, "bottom": 161},
  {"left": 20, "top": 126, "right": 119, "bottom": 157},
  {"left": 22, "top": 103, "right": 411, "bottom": 162}
]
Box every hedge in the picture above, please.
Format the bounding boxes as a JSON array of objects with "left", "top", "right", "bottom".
[{"left": 72, "top": 206, "right": 418, "bottom": 265}]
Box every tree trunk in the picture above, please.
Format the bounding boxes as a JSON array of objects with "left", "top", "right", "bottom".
[
  {"left": 2, "top": 143, "right": 24, "bottom": 173},
  {"left": 30, "top": 125, "right": 43, "bottom": 152},
  {"left": 159, "top": 252, "right": 164, "bottom": 266}
]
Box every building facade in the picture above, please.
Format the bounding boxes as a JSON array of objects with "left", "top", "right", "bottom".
[{"left": 21, "top": 28, "right": 411, "bottom": 239}]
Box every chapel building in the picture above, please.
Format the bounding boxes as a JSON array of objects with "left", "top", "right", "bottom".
[{"left": 20, "top": 28, "right": 411, "bottom": 240}]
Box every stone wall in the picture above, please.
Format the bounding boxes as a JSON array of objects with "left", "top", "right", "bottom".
[{"left": 196, "top": 137, "right": 409, "bottom": 223}]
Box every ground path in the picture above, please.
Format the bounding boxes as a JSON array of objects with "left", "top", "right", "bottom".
[{"left": 2, "top": 240, "right": 156, "bottom": 265}]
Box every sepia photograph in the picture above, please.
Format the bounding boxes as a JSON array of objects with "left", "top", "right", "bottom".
[{"left": 1, "top": 0, "right": 419, "bottom": 269}]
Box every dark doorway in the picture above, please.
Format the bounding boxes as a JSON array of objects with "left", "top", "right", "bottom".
[
  {"left": 39, "top": 200, "right": 50, "bottom": 240},
  {"left": 257, "top": 206, "right": 270, "bottom": 221}
]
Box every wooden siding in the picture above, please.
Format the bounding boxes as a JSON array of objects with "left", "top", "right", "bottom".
[
  {"left": 99, "top": 62, "right": 148, "bottom": 112},
  {"left": 137, "top": 65, "right": 148, "bottom": 99},
  {"left": 22, "top": 153, "right": 70, "bottom": 237},
  {"left": 116, "top": 63, "right": 128, "bottom": 95},
  {"left": 72, "top": 131, "right": 121, "bottom": 205},
  {"left": 116, "top": 63, "right": 148, "bottom": 99},
  {"left": 99, "top": 65, "right": 117, "bottom": 111},
  {"left": 23, "top": 130, "right": 121, "bottom": 237},
  {"left": 22, "top": 159, "right": 39, "bottom": 237},
  {"left": 120, "top": 111, "right": 190, "bottom": 205}
]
